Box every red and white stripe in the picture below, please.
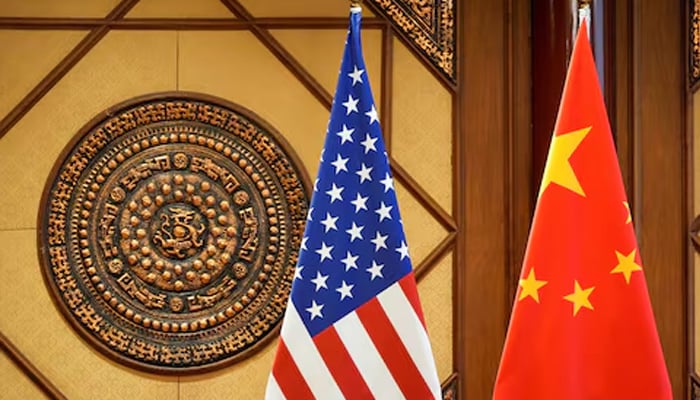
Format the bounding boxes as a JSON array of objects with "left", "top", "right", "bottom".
[{"left": 266, "top": 274, "right": 441, "bottom": 400}]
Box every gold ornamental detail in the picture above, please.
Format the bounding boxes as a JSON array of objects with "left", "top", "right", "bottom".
[
  {"left": 368, "top": 0, "right": 455, "bottom": 83},
  {"left": 691, "top": 0, "right": 700, "bottom": 88}
]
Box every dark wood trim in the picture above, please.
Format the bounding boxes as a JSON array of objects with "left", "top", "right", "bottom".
[
  {"left": 505, "top": 0, "right": 533, "bottom": 310},
  {"left": 689, "top": 86, "right": 697, "bottom": 400},
  {"left": 688, "top": 0, "right": 698, "bottom": 391},
  {"left": 459, "top": 0, "right": 512, "bottom": 397},
  {"left": 389, "top": 158, "right": 457, "bottom": 232},
  {"left": 255, "top": 17, "right": 386, "bottom": 29},
  {"left": 611, "top": 0, "right": 635, "bottom": 204},
  {"left": 600, "top": 0, "right": 617, "bottom": 136},
  {"left": 0, "top": 17, "right": 388, "bottom": 30},
  {"left": 218, "top": 0, "right": 333, "bottom": 110},
  {"left": 531, "top": 0, "right": 578, "bottom": 195},
  {"left": 0, "top": 17, "right": 104, "bottom": 29},
  {"left": 633, "top": 1, "right": 687, "bottom": 397},
  {"left": 380, "top": 24, "right": 393, "bottom": 151},
  {"left": 0, "top": 32, "right": 108, "bottom": 137},
  {"left": 415, "top": 232, "right": 456, "bottom": 280},
  {"left": 0, "top": 0, "right": 140, "bottom": 140},
  {"left": 0, "top": 331, "right": 67, "bottom": 400}
]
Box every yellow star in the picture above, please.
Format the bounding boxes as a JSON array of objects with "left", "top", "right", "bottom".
[
  {"left": 518, "top": 268, "right": 548, "bottom": 303},
  {"left": 610, "top": 249, "right": 642, "bottom": 284},
  {"left": 623, "top": 201, "right": 632, "bottom": 224},
  {"left": 539, "top": 126, "right": 591, "bottom": 197},
  {"left": 563, "top": 280, "right": 595, "bottom": 316}
]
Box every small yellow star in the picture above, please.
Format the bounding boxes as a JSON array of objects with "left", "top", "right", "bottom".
[
  {"left": 518, "top": 268, "right": 548, "bottom": 303},
  {"left": 623, "top": 201, "right": 632, "bottom": 224},
  {"left": 563, "top": 280, "right": 595, "bottom": 316},
  {"left": 539, "top": 126, "right": 591, "bottom": 198},
  {"left": 610, "top": 249, "right": 642, "bottom": 284}
]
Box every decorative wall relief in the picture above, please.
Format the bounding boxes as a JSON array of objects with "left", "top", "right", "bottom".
[
  {"left": 691, "top": 0, "right": 700, "bottom": 88},
  {"left": 38, "top": 94, "right": 310, "bottom": 373},
  {"left": 368, "top": 0, "right": 456, "bottom": 83}
]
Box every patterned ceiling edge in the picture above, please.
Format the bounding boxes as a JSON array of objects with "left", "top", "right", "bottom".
[
  {"left": 691, "top": 0, "right": 700, "bottom": 89},
  {"left": 367, "top": 0, "right": 456, "bottom": 84}
]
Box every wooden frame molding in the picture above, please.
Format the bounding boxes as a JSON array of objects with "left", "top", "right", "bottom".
[
  {"left": 0, "top": 0, "right": 140, "bottom": 140},
  {"left": 0, "top": 332, "right": 67, "bottom": 400}
]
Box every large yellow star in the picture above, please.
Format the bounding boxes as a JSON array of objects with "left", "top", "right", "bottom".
[
  {"left": 539, "top": 126, "right": 591, "bottom": 197},
  {"left": 563, "top": 280, "right": 595, "bottom": 316},
  {"left": 518, "top": 268, "right": 548, "bottom": 303},
  {"left": 610, "top": 249, "right": 642, "bottom": 284}
]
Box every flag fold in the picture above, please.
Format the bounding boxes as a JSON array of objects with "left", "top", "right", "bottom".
[
  {"left": 265, "top": 7, "right": 440, "bottom": 400},
  {"left": 493, "top": 22, "right": 672, "bottom": 399}
]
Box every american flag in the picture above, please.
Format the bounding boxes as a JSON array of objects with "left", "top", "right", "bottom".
[{"left": 265, "top": 6, "right": 441, "bottom": 400}]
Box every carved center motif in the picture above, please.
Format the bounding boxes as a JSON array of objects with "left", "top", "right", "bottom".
[
  {"left": 38, "top": 94, "right": 309, "bottom": 373},
  {"left": 151, "top": 203, "right": 207, "bottom": 260}
]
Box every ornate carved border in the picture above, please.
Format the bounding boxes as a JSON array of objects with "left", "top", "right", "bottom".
[
  {"left": 367, "top": 0, "right": 456, "bottom": 84},
  {"left": 441, "top": 372, "right": 458, "bottom": 399},
  {"left": 692, "top": 374, "right": 700, "bottom": 399},
  {"left": 37, "top": 92, "right": 311, "bottom": 374},
  {"left": 691, "top": 0, "right": 700, "bottom": 89}
]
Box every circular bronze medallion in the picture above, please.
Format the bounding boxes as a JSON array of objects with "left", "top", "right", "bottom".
[{"left": 38, "top": 93, "right": 310, "bottom": 373}]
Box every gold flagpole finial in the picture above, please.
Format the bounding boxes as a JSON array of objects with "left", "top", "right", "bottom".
[
  {"left": 350, "top": 0, "right": 361, "bottom": 8},
  {"left": 577, "top": 0, "right": 591, "bottom": 33}
]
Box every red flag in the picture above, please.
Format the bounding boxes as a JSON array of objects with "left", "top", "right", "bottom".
[{"left": 493, "top": 23, "right": 672, "bottom": 399}]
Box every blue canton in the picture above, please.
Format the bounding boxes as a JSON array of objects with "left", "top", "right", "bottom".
[{"left": 290, "top": 11, "right": 413, "bottom": 337}]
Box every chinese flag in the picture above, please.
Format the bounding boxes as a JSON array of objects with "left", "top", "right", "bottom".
[{"left": 493, "top": 23, "right": 672, "bottom": 399}]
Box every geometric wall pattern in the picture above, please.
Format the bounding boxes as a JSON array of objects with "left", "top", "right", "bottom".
[{"left": 0, "top": 0, "right": 457, "bottom": 398}]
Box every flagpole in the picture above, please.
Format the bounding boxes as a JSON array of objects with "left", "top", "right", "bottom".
[{"left": 578, "top": 0, "right": 591, "bottom": 36}]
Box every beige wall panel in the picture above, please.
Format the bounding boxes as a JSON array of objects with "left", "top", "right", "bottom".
[
  {"left": 0, "top": 0, "right": 119, "bottom": 17},
  {"left": 396, "top": 181, "right": 448, "bottom": 267},
  {"left": 126, "top": 0, "right": 234, "bottom": 18},
  {"left": 0, "top": 30, "right": 87, "bottom": 122},
  {"left": 239, "top": 0, "right": 375, "bottom": 17},
  {"left": 392, "top": 39, "right": 452, "bottom": 213},
  {"left": 180, "top": 340, "right": 277, "bottom": 399},
  {"left": 0, "top": 350, "right": 49, "bottom": 400},
  {"left": 0, "top": 230, "right": 178, "bottom": 399},
  {"left": 0, "top": 30, "right": 177, "bottom": 230},
  {"left": 270, "top": 29, "right": 383, "bottom": 104},
  {"left": 418, "top": 252, "right": 453, "bottom": 381},
  {"left": 179, "top": 31, "right": 327, "bottom": 179}
]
